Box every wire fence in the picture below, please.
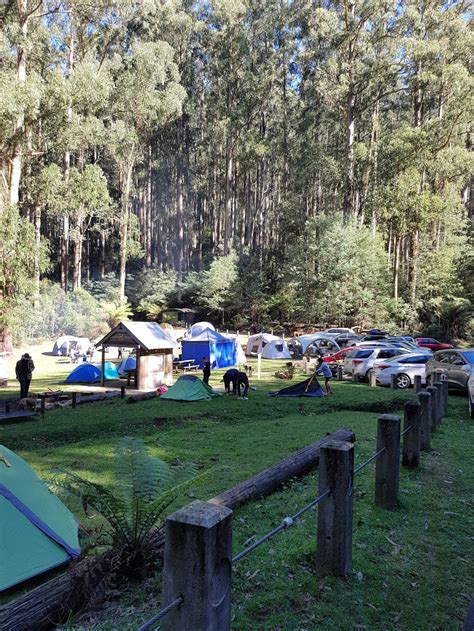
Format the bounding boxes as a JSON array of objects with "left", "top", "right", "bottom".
[{"left": 137, "top": 596, "right": 183, "bottom": 631}]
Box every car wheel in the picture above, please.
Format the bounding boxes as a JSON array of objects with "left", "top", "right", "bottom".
[
  {"left": 396, "top": 373, "right": 411, "bottom": 389},
  {"left": 469, "top": 396, "right": 474, "bottom": 420}
]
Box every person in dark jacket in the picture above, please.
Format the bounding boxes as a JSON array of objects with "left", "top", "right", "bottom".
[
  {"left": 236, "top": 371, "right": 249, "bottom": 399},
  {"left": 223, "top": 368, "right": 239, "bottom": 394},
  {"left": 15, "top": 353, "right": 35, "bottom": 399},
  {"left": 202, "top": 358, "right": 211, "bottom": 385}
]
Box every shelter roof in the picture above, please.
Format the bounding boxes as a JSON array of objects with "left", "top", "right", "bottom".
[{"left": 96, "top": 321, "right": 177, "bottom": 351}]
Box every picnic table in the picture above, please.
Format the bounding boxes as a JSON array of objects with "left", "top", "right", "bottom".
[{"left": 173, "top": 359, "right": 199, "bottom": 373}]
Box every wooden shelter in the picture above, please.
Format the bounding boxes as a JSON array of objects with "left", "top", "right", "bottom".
[{"left": 96, "top": 322, "right": 177, "bottom": 390}]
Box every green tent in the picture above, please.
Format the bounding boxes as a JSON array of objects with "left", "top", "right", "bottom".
[
  {"left": 0, "top": 445, "right": 80, "bottom": 591},
  {"left": 161, "top": 375, "right": 220, "bottom": 402}
]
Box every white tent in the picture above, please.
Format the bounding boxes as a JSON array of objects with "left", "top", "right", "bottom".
[
  {"left": 189, "top": 321, "right": 215, "bottom": 338},
  {"left": 289, "top": 333, "right": 340, "bottom": 354},
  {"left": 52, "top": 336, "right": 91, "bottom": 356},
  {"left": 245, "top": 333, "right": 291, "bottom": 360},
  {"left": 236, "top": 343, "right": 246, "bottom": 364}
]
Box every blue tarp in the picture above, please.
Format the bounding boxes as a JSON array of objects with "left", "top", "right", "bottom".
[
  {"left": 181, "top": 330, "right": 237, "bottom": 369},
  {"left": 65, "top": 363, "right": 102, "bottom": 384}
]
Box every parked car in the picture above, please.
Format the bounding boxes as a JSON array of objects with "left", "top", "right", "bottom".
[
  {"left": 343, "top": 347, "right": 409, "bottom": 380},
  {"left": 386, "top": 335, "right": 416, "bottom": 344},
  {"left": 468, "top": 367, "right": 474, "bottom": 419},
  {"left": 325, "top": 327, "right": 356, "bottom": 337},
  {"left": 334, "top": 333, "right": 360, "bottom": 347},
  {"left": 322, "top": 346, "right": 357, "bottom": 375},
  {"left": 373, "top": 353, "right": 431, "bottom": 389},
  {"left": 426, "top": 348, "right": 474, "bottom": 390},
  {"left": 415, "top": 337, "right": 454, "bottom": 352}
]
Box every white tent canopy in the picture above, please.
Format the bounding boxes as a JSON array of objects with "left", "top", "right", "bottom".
[
  {"left": 290, "top": 333, "right": 340, "bottom": 354},
  {"left": 52, "top": 336, "right": 91, "bottom": 356},
  {"left": 246, "top": 333, "right": 291, "bottom": 359},
  {"left": 189, "top": 321, "right": 215, "bottom": 338}
]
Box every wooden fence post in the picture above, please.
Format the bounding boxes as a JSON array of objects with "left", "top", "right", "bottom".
[
  {"left": 72, "top": 392, "right": 77, "bottom": 409},
  {"left": 351, "top": 369, "right": 358, "bottom": 383},
  {"left": 441, "top": 375, "right": 448, "bottom": 416},
  {"left": 369, "top": 371, "right": 377, "bottom": 387},
  {"left": 337, "top": 365, "right": 343, "bottom": 381},
  {"left": 426, "top": 386, "right": 438, "bottom": 433},
  {"left": 120, "top": 386, "right": 125, "bottom": 399},
  {"left": 375, "top": 414, "right": 400, "bottom": 510},
  {"left": 40, "top": 397, "right": 45, "bottom": 416},
  {"left": 402, "top": 401, "right": 421, "bottom": 469},
  {"left": 161, "top": 500, "right": 232, "bottom": 631},
  {"left": 414, "top": 375, "right": 422, "bottom": 393},
  {"left": 418, "top": 391, "right": 431, "bottom": 452},
  {"left": 316, "top": 440, "right": 354, "bottom": 577},
  {"left": 434, "top": 383, "right": 443, "bottom": 426},
  {"left": 390, "top": 374, "right": 398, "bottom": 389}
]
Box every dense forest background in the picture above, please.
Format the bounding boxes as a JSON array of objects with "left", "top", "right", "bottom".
[{"left": 0, "top": 0, "right": 473, "bottom": 342}]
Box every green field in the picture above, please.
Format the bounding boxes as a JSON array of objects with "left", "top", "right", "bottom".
[{"left": 0, "top": 359, "right": 472, "bottom": 630}]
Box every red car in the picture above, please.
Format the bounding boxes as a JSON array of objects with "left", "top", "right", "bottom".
[
  {"left": 323, "top": 347, "right": 355, "bottom": 363},
  {"left": 415, "top": 337, "right": 454, "bottom": 352}
]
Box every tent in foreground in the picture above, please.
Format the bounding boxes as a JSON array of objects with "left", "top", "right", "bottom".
[
  {"left": 0, "top": 445, "right": 80, "bottom": 591},
  {"left": 65, "top": 363, "right": 102, "bottom": 384},
  {"left": 160, "top": 375, "right": 220, "bottom": 402},
  {"left": 268, "top": 376, "right": 325, "bottom": 397}
]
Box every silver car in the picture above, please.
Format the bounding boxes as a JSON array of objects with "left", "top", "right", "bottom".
[
  {"left": 343, "top": 347, "right": 409, "bottom": 380},
  {"left": 426, "top": 348, "right": 474, "bottom": 390}
]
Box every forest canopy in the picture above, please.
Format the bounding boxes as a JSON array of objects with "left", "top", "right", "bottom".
[{"left": 0, "top": 0, "right": 472, "bottom": 341}]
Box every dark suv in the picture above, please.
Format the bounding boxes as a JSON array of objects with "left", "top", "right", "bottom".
[{"left": 426, "top": 349, "right": 474, "bottom": 390}]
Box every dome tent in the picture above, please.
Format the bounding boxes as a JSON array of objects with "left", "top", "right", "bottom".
[
  {"left": 0, "top": 445, "right": 80, "bottom": 591},
  {"left": 189, "top": 321, "right": 215, "bottom": 338},
  {"left": 65, "top": 363, "right": 102, "bottom": 384},
  {"left": 161, "top": 375, "right": 220, "bottom": 402},
  {"left": 117, "top": 356, "right": 136, "bottom": 376},
  {"left": 268, "top": 376, "right": 325, "bottom": 397},
  {"left": 99, "top": 361, "right": 119, "bottom": 380},
  {"left": 52, "top": 336, "right": 91, "bottom": 356},
  {"left": 246, "top": 333, "right": 291, "bottom": 360},
  {"left": 181, "top": 329, "right": 237, "bottom": 369}
]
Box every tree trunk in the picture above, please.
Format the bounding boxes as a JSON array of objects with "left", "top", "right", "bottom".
[
  {"left": 33, "top": 205, "right": 41, "bottom": 297},
  {"left": 9, "top": 0, "right": 28, "bottom": 206},
  {"left": 119, "top": 153, "right": 135, "bottom": 303},
  {"left": 72, "top": 220, "right": 83, "bottom": 290}
]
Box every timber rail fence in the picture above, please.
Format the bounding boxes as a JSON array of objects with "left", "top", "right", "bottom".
[{"left": 137, "top": 372, "right": 449, "bottom": 631}]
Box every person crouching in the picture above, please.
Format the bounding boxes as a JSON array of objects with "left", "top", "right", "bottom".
[{"left": 237, "top": 371, "right": 249, "bottom": 399}]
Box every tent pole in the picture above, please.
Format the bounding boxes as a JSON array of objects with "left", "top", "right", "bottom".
[{"left": 257, "top": 352, "right": 262, "bottom": 380}]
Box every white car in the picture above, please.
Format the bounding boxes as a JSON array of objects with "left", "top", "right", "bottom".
[
  {"left": 343, "top": 347, "right": 409, "bottom": 380},
  {"left": 468, "top": 367, "right": 474, "bottom": 419},
  {"left": 325, "top": 327, "right": 356, "bottom": 337},
  {"left": 373, "top": 352, "right": 431, "bottom": 389}
]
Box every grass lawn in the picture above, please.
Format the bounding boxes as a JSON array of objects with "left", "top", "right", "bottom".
[{"left": 0, "top": 353, "right": 472, "bottom": 630}]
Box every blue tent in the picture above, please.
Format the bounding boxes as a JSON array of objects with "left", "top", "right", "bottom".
[
  {"left": 117, "top": 356, "right": 136, "bottom": 376},
  {"left": 268, "top": 376, "right": 325, "bottom": 397},
  {"left": 101, "top": 362, "right": 119, "bottom": 380},
  {"left": 65, "top": 363, "right": 102, "bottom": 384},
  {"left": 181, "top": 330, "right": 237, "bottom": 369}
]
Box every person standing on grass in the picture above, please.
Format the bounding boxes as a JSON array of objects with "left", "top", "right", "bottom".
[
  {"left": 202, "top": 358, "right": 211, "bottom": 384},
  {"left": 314, "top": 356, "right": 333, "bottom": 395},
  {"left": 15, "top": 353, "right": 35, "bottom": 399}
]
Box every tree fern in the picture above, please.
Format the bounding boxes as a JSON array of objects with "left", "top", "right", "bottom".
[{"left": 52, "top": 437, "right": 199, "bottom": 552}]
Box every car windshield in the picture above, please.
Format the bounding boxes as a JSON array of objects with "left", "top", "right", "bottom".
[
  {"left": 354, "top": 349, "right": 373, "bottom": 358},
  {"left": 460, "top": 351, "right": 474, "bottom": 364}
]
